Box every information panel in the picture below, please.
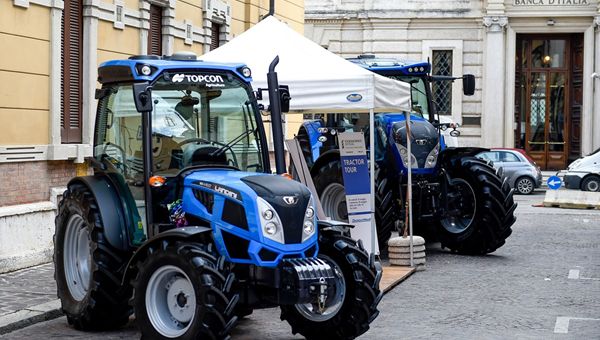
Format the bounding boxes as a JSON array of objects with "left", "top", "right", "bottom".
[{"left": 338, "top": 132, "right": 377, "bottom": 253}]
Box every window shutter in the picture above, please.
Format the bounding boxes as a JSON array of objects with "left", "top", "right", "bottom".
[
  {"left": 61, "top": 0, "right": 83, "bottom": 144},
  {"left": 148, "top": 5, "right": 163, "bottom": 55},
  {"left": 211, "top": 23, "right": 221, "bottom": 50}
]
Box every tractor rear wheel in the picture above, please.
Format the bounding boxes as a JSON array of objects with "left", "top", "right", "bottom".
[
  {"left": 313, "top": 158, "right": 393, "bottom": 251},
  {"left": 54, "top": 184, "right": 132, "bottom": 330},
  {"left": 132, "top": 241, "right": 238, "bottom": 339},
  {"left": 437, "top": 156, "right": 516, "bottom": 254},
  {"left": 280, "top": 230, "right": 382, "bottom": 339}
]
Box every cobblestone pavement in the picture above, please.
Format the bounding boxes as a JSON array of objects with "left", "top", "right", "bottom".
[
  {"left": 3, "top": 192, "right": 600, "bottom": 339},
  {"left": 0, "top": 264, "right": 55, "bottom": 317}
]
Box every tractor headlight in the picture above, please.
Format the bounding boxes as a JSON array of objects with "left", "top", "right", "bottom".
[
  {"left": 302, "top": 197, "right": 317, "bottom": 242},
  {"left": 303, "top": 221, "right": 314, "bottom": 234},
  {"left": 395, "top": 143, "right": 418, "bottom": 169},
  {"left": 257, "top": 197, "right": 284, "bottom": 244},
  {"left": 425, "top": 144, "right": 440, "bottom": 168},
  {"left": 305, "top": 207, "right": 314, "bottom": 218},
  {"left": 265, "top": 222, "right": 277, "bottom": 235},
  {"left": 263, "top": 209, "right": 274, "bottom": 220}
]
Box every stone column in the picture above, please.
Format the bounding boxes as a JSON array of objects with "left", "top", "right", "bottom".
[
  {"left": 481, "top": 16, "right": 508, "bottom": 148},
  {"left": 593, "top": 16, "right": 600, "bottom": 151}
]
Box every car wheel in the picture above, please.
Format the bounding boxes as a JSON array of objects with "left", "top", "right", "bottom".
[
  {"left": 581, "top": 175, "right": 600, "bottom": 192},
  {"left": 515, "top": 176, "right": 535, "bottom": 195}
]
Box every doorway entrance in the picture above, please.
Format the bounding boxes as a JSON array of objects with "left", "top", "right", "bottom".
[{"left": 515, "top": 34, "right": 582, "bottom": 170}]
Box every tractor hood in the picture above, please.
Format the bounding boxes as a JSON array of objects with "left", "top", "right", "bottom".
[
  {"left": 180, "top": 169, "right": 317, "bottom": 266},
  {"left": 393, "top": 119, "right": 439, "bottom": 169}
]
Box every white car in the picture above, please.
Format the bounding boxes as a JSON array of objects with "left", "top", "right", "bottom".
[{"left": 564, "top": 148, "right": 600, "bottom": 192}]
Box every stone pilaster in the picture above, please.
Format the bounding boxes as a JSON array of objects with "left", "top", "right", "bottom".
[{"left": 481, "top": 15, "right": 508, "bottom": 147}]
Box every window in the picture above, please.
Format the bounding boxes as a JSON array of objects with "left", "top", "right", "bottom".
[
  {"left": 61, "top": 0, "right": 83, "bottom": 143},
  {"left": 211, "top": 23, "right": 221, "bottom": 50},
  {"left": 478, "top": 152, "right": 500, "bottom": 162},
  {"left": 432, "top": 50, "right": 453, "bottom": 115},
  {"left": 148, "top": 5, "right": 163, "bottom": 55},
  {"left": 501, "top": 151, "right": 521, "bottom": 163}
]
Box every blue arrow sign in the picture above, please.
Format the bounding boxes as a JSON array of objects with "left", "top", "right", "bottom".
[{"left": 547, "top": 176, "right": 562, "bottom": 190}]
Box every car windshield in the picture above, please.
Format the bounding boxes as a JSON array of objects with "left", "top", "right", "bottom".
[
  {"left": 149, "top": 72, "right": 264, "bottom": 174},
  {"left": 388, "top": 76, "right": 430, "bottom": 120}
]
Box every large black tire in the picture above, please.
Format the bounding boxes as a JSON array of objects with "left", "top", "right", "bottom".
[
  {"left": 437, "top": 156, "right": 516, "bottom": 254},
  {"left": 132, "top": 240, "right": 238, "bottom": 339},
  {"left": 54, "top": 183, "right": 132, "bottom": 330},
  {"left": 280, "top": 230, "right": 383, "bottom": 339},
  {"left": 374, "top": 165, "right": 397, "bottom": 252},
  {"left": 313, "top": 158, "right": 392, "bottom": 251}
]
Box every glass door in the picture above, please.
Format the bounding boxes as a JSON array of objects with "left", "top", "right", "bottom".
[{"left": 520, "top": 36, "right": 570, "bottom": 170}]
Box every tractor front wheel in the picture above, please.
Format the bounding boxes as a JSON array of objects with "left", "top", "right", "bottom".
[
  {"left": 437, "top": 156, "right": 516, "bottom": 254},
  {"left": 132, "top": 241, "right": 238, "bottom": 339},
  {"left": 54, "top": 184, "right": 132, "bottom": 330},
  {"left": 280, "top": 230, "right": 382, "bottom": 339}
]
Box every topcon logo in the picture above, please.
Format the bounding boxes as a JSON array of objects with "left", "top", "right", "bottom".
[
  {"left": 172, "top": 74, "right": 185, "bottom": 82},
  {"left": 172, "top": 74, "right": 224, "bottom": 84}
]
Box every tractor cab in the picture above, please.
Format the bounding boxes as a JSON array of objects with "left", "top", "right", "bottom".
[{"left": 94, "top": 52, "right": 272, "bottom": 244}]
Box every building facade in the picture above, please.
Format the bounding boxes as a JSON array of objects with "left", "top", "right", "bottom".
[
  {"left": 0, "top": 0, "right": 304, "bottom": 272},
  {"left": 305, "top": 0, "right": 600, "bottom": 170}
]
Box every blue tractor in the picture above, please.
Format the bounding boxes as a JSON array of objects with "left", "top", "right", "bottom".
[
  {"left": 53, "top": 52, "right": 382, "bottom": 339},
  {"left": 297, "top": 55, "right": 516, "bottom": 254}
]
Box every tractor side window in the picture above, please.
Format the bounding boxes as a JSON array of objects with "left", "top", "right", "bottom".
[
  {"left": 95, "top": 84, "right": 144, "bottom": 182},
  {"left": 94, "top": 84, "right": 147, "bottom": 233},
  {"left": 391, "top": 76, "right": 430, "bottom": 120}
]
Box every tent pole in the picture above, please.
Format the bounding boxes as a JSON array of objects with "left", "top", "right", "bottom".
[
  {"left": 405, "top": 111, "right": 414, "bottom": 267},
  {"left": 369, "top": 108, "right": 376, "bottom": 255}
]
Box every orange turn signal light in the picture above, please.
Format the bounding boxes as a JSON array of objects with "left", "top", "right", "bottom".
[
  {"left": 149, "top": 175, "right": 166, "bottom": 187},
  {"left": 281, "top": 173, "right": 293, "bottom": 180}
]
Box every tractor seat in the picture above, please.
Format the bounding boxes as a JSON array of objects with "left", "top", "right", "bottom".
[{"left": 189, "top": 146, "right": 227, "bottom": 166}]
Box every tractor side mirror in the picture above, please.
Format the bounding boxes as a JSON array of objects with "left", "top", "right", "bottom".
[
  {"left": 279, "top": 85, "right": 291, "bottom": 113},
  {"left": 133, "top": 82, "right": 153, "bottom": 112},
  {"left": 463, "top": 74, "right": 475, "bottom": 96}
]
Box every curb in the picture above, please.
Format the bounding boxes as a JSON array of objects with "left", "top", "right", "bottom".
[{"left": 0, "top": 300, "right": 62, "bottom": 335}]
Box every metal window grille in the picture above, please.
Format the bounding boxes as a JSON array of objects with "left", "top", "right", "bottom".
[
  {"left": 211, "top": 23, "right": 221, "bottom": 50},
  {"left": 432, "top": 50, "right": 453, "bottom": 115},
  {"left": 60, "top": 0, "right": 83, "bottom": 143}
]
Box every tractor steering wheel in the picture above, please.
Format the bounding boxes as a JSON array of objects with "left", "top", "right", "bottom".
[{"left": 177, "top": 138, "right": 239, "bottom": 169}]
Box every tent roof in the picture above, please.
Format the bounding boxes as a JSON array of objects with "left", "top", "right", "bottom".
[{"left": 201, "top": 16, "right": 411, "bottom": 113}]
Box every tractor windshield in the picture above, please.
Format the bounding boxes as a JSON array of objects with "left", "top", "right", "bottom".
[
  {"left": 149, "top": 72, "right": 264, "bottom": 175},
  {"left": 94, "top": 72, "right": 265, "bottom": 179},
  {"left": 388, "top": 76, "right": 431, "bottom": 121}
]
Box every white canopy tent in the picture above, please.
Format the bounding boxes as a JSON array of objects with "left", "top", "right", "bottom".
[
  {"left": 201, "top": 16, "right": 410, "bottom": 112},
  {"left": 201, "top": 16, "right": 412, "bottom": 254}
]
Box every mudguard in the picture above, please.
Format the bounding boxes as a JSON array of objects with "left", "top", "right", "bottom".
[
  {"left": 310, "top": 149, "right": 341, "bottom": 177},
  {"left": 67, "top": 176, "right": 129, "bottom": 251},
  {"left": 438, "top": 147, "right": 489, "bottom": 168},
  {"left": 121, "top": 226, "right": 212, "bottom": 285}
]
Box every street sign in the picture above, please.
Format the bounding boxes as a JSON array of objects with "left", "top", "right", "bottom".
[{"left": 547, "top": 176, "right": 562, "bottom": 190}]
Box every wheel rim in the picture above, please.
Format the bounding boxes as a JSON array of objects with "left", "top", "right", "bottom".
[
  {"left": 586, "top": 179, "right": 599, "bottom": 192},
  {"left": 63, "top": 214, "right": 91, "bottom": 302},
  {"left": 146, "top": 265, "right": 196, "bottom": 338},
  {"left": 321, "top": 183, "right": 348, "bottom": 221},
  {"left": 440, "top": 178, "right": 477, "bottom": 234},
  {"left": 517, "top": 178, "right": 534, "bottom": 194},
  {"left": 294, "top": 256, "right": 346, "bottom": 322}
]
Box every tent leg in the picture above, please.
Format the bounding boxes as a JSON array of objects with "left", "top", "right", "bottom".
[{"left": 369, "top": 108, "right": 377, "bottom": 255}]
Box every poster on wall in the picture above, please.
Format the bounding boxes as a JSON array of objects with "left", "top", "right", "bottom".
[{"left": 338, "top": 132, "right": 378, "bottom": 254}]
